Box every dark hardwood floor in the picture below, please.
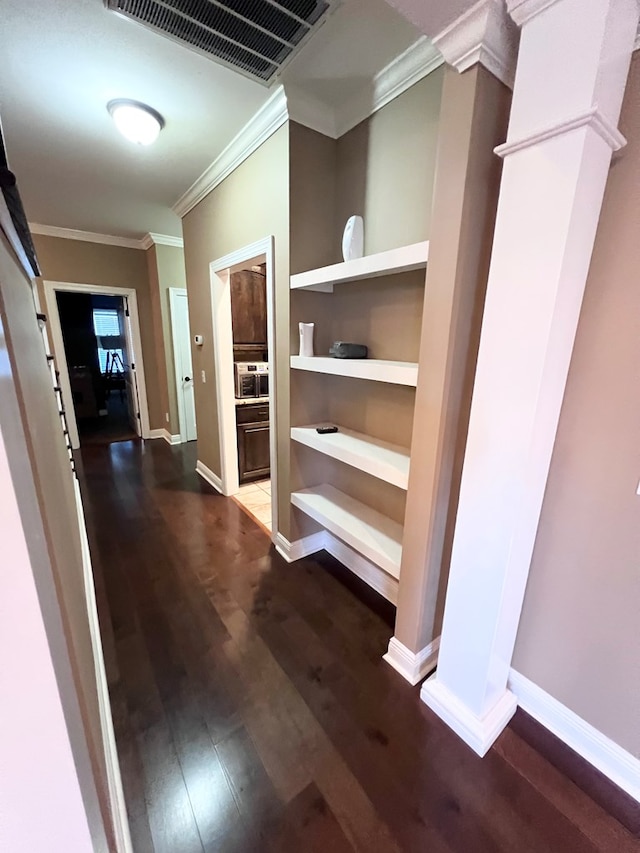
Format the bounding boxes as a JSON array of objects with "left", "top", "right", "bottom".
[{"left": 78, "top": 439, "right": 639, "bottom": 852}]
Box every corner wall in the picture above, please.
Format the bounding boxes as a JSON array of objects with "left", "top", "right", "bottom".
[{"left": 512, "top": 54, "right": 640, "bottom": 759}]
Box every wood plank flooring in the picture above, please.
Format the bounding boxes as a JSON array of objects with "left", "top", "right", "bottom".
[{"left": 78, "top": 439, "right": 639, "bottom": 852}]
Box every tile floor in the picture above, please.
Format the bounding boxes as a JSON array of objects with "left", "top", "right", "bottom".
[{"left": 232, "top": 479, "right": 272, "bottom": 533}]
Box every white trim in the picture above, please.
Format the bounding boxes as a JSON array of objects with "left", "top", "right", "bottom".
[
  {"left": 285, "top": 85, "right": 338, "bottom": 139},
  {"left": 274, "top": 531, "right": 326, "bottom": 562},
  {"left": 507, "top": 0, "right": 562, "bottom": 27},
  {"left": 29, "top": 223, "right": 182, "bottom": 251},
  {"left": 635, "top": 25, "right": 640, "bottom": 51},
  {"left": 433, "top": 0, "right": 519, "bottom": 90},
  {"left": 383, "top": 636, "right": 440, "bottom": 685},
  {"left": 508, "top": 669, "right": 640, "bottom": 803},
  {"left": 173, "top": 89, "right": 288, "bottom": 217},
  {"left": 495, "top": 107, "right": 627, "bottom": 157},
  {"left": 421, "top": 676, "right": 518, "bottom": 757},
  {"left": 30, "top": 223, "right": 142, "bottom": 250},
  {"left": 73, "top": 478, "right": 133, "bottom": 852},
  {"left": 209, "top": 237, "right": 278, "bottom": 537},
  {"left": 141, "top": 232, "right": 184, "bottom": 249},
  {"left": 195, "top": 459, "right": 223, "bottom": 494},
  {"left": 334, "top": 37, "right": 445, "bottom": 137},
  {"left": 148, "top": 428, "right": 181, "bottom": 445},
  {"left": 323, "top": 532, "right": 399, "bottom": 605}
]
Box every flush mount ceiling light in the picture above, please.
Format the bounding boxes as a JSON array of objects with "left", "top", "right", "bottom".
[{"left": 107, "top": 99, "right": 164, "bottom": 145}]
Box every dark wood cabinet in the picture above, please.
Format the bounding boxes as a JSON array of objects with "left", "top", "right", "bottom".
[
  {"left": 236, "top": 403, "right": 270, "bottom": 483},
  {"left": 230, "top": 271, "right": 267, "bottom": 347}
]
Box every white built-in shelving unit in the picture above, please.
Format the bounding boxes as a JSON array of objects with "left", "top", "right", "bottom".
[
  {"left": 291, "top": 485, "right": 403, "bottom": 579},
  {"left": 290, "top": 241, "right": 429, "bottom": 291},
  {"left": 291, "top": 425, "right": 410, "bottom": 490},
  {"left": 290, "top": 242, "right": 428, "bottom": 595},
  {"left": 290, "top": 356, "right": 418, "bottom": 386}
]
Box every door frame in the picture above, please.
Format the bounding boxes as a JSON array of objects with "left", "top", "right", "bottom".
[
  {"left": 43, "top": 280, "right": 151, "bottom": 449},
  {"left": 169, "top": 287, "right": 197, "bottom": 443},
  {"left": 209, "top": 236, "right": 277, "bottom": 538}
]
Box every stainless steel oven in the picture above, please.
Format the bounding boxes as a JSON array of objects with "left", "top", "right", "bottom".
[{"left": 235, "top": 362, "right": 269, "bottom": 399}]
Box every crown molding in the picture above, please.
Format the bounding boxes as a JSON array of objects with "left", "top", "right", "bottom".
[
  {"left": 173, "top": 86, "right": 288, "bottom": 218},
  {"left": 495, "top": 106, "right": 627, "bottom": 157},
  {"left": 334, "top": 37, "right": 444, "bottom": 137},
  {"left": 507, "top": 0, "right": 562, "bottom": 26},
  {"left": 433, "top": 0, "right": 519, "bottom": 90},
  {"left": 141, "top": 232, "right": 184, "bottom": 250},
  {"left": 29, "top": 222, "right": 183, "bottom": 251},
  {"left": 29, "top": 222, "right": 143, "bottom": 250}
]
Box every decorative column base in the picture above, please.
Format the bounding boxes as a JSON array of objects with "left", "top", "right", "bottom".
[
  {"left": 420, "top": 675, "right": 517, "bottom": 756},
  {"left": 383, "top": 636, "right": 440, "bottom": 685}
]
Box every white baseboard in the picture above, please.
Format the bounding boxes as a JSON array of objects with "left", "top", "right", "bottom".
[
  {"left": 509, "top": 669, "right": 640, "bottom": 803},
  {"left": 383, "top": 635, "right": 440, "bottom": 685},
  {"left": 420, "top": 675, "right": 518, "bottom": 757},
  {"left": 148, "top": 428, "right": 181, "bottom": 445},
  {"left": 73, "top": 480, "right": 133, "bottom": 852},
  {"left": 274, "top": 531, "right": 325, "bottom": 563},
  {"left": 324, "top": 533, "right": 399, "bottom": 605},
  {"left": 195, "top": 460, "right": 223, "bottom": 494}
]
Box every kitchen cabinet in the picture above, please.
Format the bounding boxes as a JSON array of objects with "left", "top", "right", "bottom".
[
  {"left": 230, "top": 270, "right": 267, "bottom": 347},
  {"left": 236, "top": 403, "right": 270, "bottom": 483}
]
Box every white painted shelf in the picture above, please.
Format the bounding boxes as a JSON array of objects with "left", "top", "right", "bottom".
[
  {"left": 290, "top": 356, "right": 418, "bottom": 386},
  {"left": 291, "top": 424, "right": 410, "bottom": 490},
  {"left": 290, "top": 241, "right": 429, "bottom": 291},
  {"left": 291, "top": 484, "right": 402, "bottom": 578}
]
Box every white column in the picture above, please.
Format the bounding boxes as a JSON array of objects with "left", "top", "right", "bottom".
[{"left": 421, "top": 0, "right": 639, "bottom": 756}]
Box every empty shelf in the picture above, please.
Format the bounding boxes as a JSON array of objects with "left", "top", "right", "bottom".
[
  {"left": 290, "top": 241, "right": 429, "bottom": 291},
  {"left": 290, "top": 356, "right": 418, "bottom": 386},
  {"left": 291, "top": 425, "right": 410, "bottom": 489},
  {"left": 291, "top": 484, "right": 402, "bottom": 578}
]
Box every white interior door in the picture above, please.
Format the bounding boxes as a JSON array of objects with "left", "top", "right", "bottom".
[{"left": 171, "top": 289, "right": 197, "bottom": 442}]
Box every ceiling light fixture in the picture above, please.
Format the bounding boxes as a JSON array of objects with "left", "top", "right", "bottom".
[{"left": 107, "top": 99, "right": 164, "bottom": 145}]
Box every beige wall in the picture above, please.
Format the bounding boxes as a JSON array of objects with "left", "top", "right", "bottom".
[
  {"left": 0, "top": 232, "right": 111, "bottom": 848},
  {"left": 336, "top": 70, "right": 443, "bottom": 256},
  {"left": 512, "top": 55, "right": 640, "bottom": 758},
  {"left": 146, "top": 243, "right": 187, "bottom": 435},
  {"left": 182, "top": 125, "right": 291, "bottom": 531},
  {"left": 32, "top": 234, "right": 167, "bottom": 429}
]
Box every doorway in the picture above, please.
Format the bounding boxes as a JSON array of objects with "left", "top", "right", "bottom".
[
  {"left": 43, "top": 281, "right": 150, "bottom": 449},
  {"left": 209, "top": 236, "right": 277, "bottom": 539},
  {"left": 169, "top": 287, "right": 197, "bottom": 442}
]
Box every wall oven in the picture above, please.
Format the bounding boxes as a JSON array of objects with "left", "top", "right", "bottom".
[{"left": 235, "top": 362, "right": 269, "bottom": 399}]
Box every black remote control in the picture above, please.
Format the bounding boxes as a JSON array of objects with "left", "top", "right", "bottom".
[{"left": 316, "top": 426, "right": 338, "bottom": 434}]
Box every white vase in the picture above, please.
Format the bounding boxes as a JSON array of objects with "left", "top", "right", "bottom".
[
  {"left": 299, "top": 322, "right": 314, "bottom": 357},
  {"left": 342, "top": 215, "right": 364, "bottom": 261}
]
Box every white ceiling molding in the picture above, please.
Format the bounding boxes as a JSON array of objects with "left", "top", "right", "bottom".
[
  {"left": 507, "top": 0, "right": 562, "bottom": 27},
  {"left": 141, "top": 232, "right": 185, "bottom": 250},
  {"left": 635, "top": 21, "right": 640, "bottom": 51},
  {"left": 433, "top": 0, "right": 519, "bottom": 90},
  {"left": 172, "top": 86, "right": 288, "bottom": 218},
  {"left": 29, "top": 222, "right": 183, "bottom": 251},
  {"left": 334, "top": 36, "right": 444, "bottom": 137},
  {"left": 29, "top": 222, "right": 143, "bottom": 250}
]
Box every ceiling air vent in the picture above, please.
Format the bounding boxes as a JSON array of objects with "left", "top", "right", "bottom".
[{"left": 106, "top": 0, "right": 336, "bottom": 84}]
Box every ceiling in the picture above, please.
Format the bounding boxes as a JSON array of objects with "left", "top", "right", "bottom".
[{"left": 0, "top": 0, "right": 421, "bottom": 240}]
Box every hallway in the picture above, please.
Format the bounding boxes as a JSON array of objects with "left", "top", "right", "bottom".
[{"left": 79, "top": 441, "right": 639, "bottom": 853}]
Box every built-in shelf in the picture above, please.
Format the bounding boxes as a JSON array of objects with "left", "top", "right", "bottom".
[
  {"left": 290, "top": 356, "right": 418, "bottom": 386},
  {"left": 290, "top": 241, "right": 429, "bottom": 291},
  {"left": 291, "top": 484, "right": 402, "bottom": 579},
  {"left": 291, "top": 424, "right": 410, "bottom": 489}
]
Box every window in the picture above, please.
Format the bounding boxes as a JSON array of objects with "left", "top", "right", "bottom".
[{"left": 93, "top": 308, "right": 125, "bottom": 374}]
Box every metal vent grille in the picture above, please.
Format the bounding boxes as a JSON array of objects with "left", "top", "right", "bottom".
[{"left": 106, "top": 0, "right": 334, "bottom": 83}]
